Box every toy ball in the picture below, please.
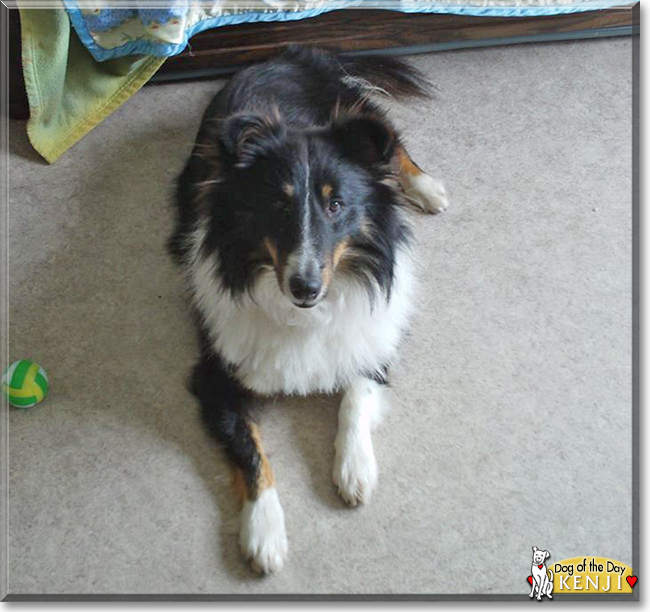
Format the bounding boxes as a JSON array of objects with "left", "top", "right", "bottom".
[{"left": 1, "top": 359, "right": 49, "bottom": 408}]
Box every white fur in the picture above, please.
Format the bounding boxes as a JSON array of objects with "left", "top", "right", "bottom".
[
  {"left": 402, "top": 172, "right": 450, "bottom": 214},
  {"left": 333, "top": 377, "right": 384, "bottom": 505},
  {"left": 185, "top": 219, "right": 414, "bottom": 396},
  {"left": 239, "top": 487, "right": 288, "bottom": 574}
]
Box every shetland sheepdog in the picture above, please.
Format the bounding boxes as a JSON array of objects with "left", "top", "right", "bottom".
[{"left": 169, "top": 46, "right": 449, "bottom": 574}]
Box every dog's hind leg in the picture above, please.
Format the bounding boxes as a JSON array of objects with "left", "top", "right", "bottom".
[
  {"left": 333, "top": 375, "right": 386, "bottom": 506},
  {"left": 397, "top": 145, "right": 450, "bottom": 214},
  {"left": 192, "top": 351, "right": 288, "bottom": 574},
  {"left": 545, "top": 571, "right": 554, "bottom": 599}
]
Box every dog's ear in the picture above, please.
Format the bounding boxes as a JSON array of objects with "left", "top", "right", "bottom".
[
  {"left": 220, "top": 110, "right": 286, "bottom": 168},
  {"left": 544, "top": 551, "right": 550, "bottom": 559},
  {"left": 331, "top": 114, "right": 397, "bottom": 168},
  {"left": 533, "top": 546, "right": 538, "bottom": 553}
]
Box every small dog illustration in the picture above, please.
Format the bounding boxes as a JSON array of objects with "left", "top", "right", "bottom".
[{"left": 530, "top": 546, "right": 554, "bottom": 600}]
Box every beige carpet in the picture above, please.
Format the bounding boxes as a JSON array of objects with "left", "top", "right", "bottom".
[{"left": 6, "top": 37, "right": 633, "bottom": 596}]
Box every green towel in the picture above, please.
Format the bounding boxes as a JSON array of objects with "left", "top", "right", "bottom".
[{"left": 19, "top": 6, "right": 166, "bottom": 163}]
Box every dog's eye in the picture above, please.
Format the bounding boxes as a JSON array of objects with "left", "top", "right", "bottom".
[{"left": 327, "top": 199, "right": 344, "bottom": 216}]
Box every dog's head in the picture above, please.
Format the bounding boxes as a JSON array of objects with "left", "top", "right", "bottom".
[
  {"left": 207, "top": 107, "right": 408, "bottom": 308},
  {"left": 532, "top": 547, "right": 550, "bottom": 565}
]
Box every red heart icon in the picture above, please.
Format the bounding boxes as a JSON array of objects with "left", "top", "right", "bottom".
[
  {"left": 538, "top": 564, "right": 544, "bottom": 569},
  {"left": 626, "top": 576, "right": 637, "bottom": 588},
  {"left": 527, "top": 576, "right": 533, "bottom": 585}
]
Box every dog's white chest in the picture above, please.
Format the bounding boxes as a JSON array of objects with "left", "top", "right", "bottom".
[{"left": 188, "top": 241, "right": 414, "bottom": 395}]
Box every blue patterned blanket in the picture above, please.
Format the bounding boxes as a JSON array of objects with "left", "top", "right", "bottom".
[{"left": 64, "top": 1, "right": 631, "bottom": 62}]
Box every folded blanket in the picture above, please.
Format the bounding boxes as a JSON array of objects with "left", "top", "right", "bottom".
[{"left": 19, "top": 4, "right": 165, "bottom": 163}]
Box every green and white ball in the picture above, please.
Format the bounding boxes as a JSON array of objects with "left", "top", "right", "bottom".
[{"left": 2, "top": 360, "right": 49, "bottom": 408}]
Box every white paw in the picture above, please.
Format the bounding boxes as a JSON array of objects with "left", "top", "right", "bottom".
[
  {"left": 332, "top": 429, "right": 378, "bottom": 506},
  {"left": 403, "top": 173, "right": 450, "bottom": 214},
  {"left": 239, "top": 487, "right": 288, "bottom": 574}
]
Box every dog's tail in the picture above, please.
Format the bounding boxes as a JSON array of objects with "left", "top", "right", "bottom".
[
  {"left": 338, "top": 54, "right": 432, "bottom": 99},
  {"left": 280, "top": 45, "right": 432, "bottom": 100}
]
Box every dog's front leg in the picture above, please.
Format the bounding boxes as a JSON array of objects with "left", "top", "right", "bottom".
[
  {"left": 529, "top": 575, "right": 538, "bottom": 598},
  {"left": 332, "top": 376, "right": 385, "bottom": 506},
  {"left": 192, "top": 352, "right": 288, "bottom": 574}
]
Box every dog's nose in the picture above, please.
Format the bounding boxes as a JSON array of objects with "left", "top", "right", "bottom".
[{"left": 289, "top": 274, "right": 321, "bottom": 304}]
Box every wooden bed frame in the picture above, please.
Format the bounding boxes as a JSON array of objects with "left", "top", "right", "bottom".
[
  {"left": 154, "top": 7, "right": 637, "bottom": 81},
  {"left": 8, "top": 5, "right": 638, "bottom": 118}
]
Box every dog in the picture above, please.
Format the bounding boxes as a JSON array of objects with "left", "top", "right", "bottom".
[
  {"left": 530, "top": 546, "right": 554, "bottom": 600},
  {"left": 169, "top": 45, "right": 449, "bottom": 574}
]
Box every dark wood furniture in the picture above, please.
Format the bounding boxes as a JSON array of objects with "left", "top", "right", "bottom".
[{"left": 155, "top": 6, "right": 638, "bottom": 81}]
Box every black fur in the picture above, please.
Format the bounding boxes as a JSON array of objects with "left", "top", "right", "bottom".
[
  {"left": 170, "top": 46, "right": 427, "bottom": 499},
  {"left": 190, "top": 324, "right": 263, "bottom": 496},
  {"left": 169, "top": 46, "right": 422, "bottom": 301}
]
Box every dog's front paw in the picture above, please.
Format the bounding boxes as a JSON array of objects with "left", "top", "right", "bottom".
[
  {"left": 239, "top": 487, "right": 288, "bottom": 574},
  {"left": 332, "top": 429, "right": 378, "bottom": 506},
  {"left": 403, "top": 173, "right": 450, "bottom": 214}
]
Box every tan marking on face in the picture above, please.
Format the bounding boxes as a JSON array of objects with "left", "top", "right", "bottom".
[
  {"left": 333, "top": 238, "right": 351, "bottom": 269},
  {"left": 283, "top": 183, "right": 294, "bottom": 198},
  {"left": 397, "top": 145, "right": 423, "bottom": 177},
  {"left": 319, "top": 238, "right": 350, "bottom": 290},
  {"left": 321, "top": 184, "right": 333, "bottom": 200},
  {"left": 264, "top": 237, "right": 287, "bottom": 288},
  {"left": 264, "top": 237, "right": 279, "bottom": 267}
]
